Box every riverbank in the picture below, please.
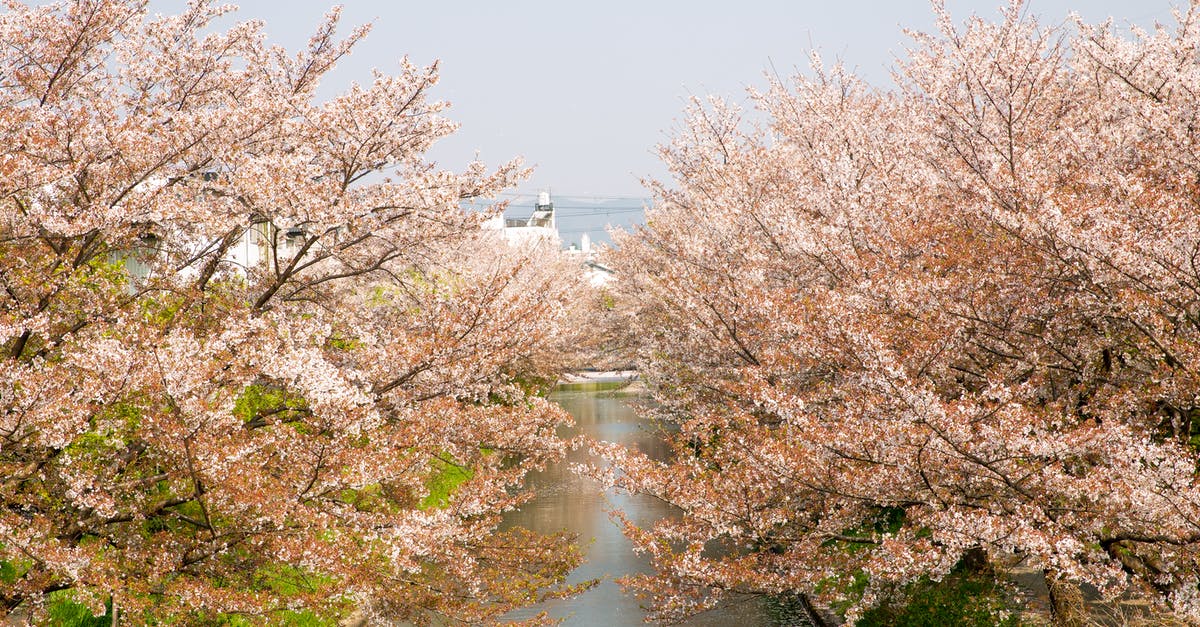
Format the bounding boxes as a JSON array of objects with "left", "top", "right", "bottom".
[{"left": 556, "top": 370, "right": 645, "bottom": 393}]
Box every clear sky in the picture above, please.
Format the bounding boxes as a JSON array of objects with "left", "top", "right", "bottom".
[{"left": 145, "top": 1, "right": 1178, "bottom": 244}]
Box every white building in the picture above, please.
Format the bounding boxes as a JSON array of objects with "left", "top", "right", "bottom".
[{"left": 482, "top": 191, "right": 560, "bottom": 247}]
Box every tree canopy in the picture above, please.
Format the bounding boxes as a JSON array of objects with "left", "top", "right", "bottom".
[
  {"left": 602, "top": 2, "right": 1200, "bottom": 624},
  {"left": 0, "top": 0, "right": 587, "bottom": 623}
]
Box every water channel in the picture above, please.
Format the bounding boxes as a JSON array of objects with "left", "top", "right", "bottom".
[{"left": 501, "top": 387, "right": 777, "bottom": 626}]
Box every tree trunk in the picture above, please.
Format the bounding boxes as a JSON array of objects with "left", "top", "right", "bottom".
[
  {"left": 798, "top": 593, "right": 840, "bottom": 627},
  {"left": 1045, "top": 569, "right": 1085, "bottom": 627}
]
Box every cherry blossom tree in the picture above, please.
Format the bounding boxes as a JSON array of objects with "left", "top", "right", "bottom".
[
  {"left": 0, "top": 0, "right": 588, "bottom": 623},
  {"left": 602, "top": 2, "right": 1200, "bottom": 624}
]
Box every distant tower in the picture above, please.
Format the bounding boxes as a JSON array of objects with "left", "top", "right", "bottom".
[{"left": 531, "top": 190, "right": 555, "bottom": 230}]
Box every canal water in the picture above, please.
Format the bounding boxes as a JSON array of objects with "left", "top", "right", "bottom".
[{"left": 501, "top": 388, "right": 775, "bottom": 626}]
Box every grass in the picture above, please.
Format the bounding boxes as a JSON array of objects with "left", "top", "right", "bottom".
[
  {"left": 856, "top": 563, "right": 1023, "bottom": 627},
  {"left": 420, "top": 456, "right": 474, "bottom": 510}
]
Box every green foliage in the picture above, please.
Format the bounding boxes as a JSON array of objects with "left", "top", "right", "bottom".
[
  {"left": 811, "top": 509, "right": 1021, "bottom": 625},
  {"left": 326, "top": 334, "right": 360, "bottom": 351},
  {"left": 337, "top": 483, "right": 405, "bottom": 514},
  {"left": 818, "top": 507, "right": 907, "bottom": 559},
  {"left": 139, "top": 292, "right": 187, "bottom": 327},
  {"left": 420, "top": 456, "right": 473, "bottom": 510},
  {"left": 816, "top": 569, "right": 870, "bottom": 618},
  {"left": 60, "top": 402, "right": 143, "bottom": 479},
  {"left": 178, "top": 564, "right": 342, "bottom": 626},
  {"left": 192, "top": 608, "right": 336, "bottom": 627},
  {"left": 598, "top": 289, "right": 616, "bottom": 310},
  {"left": 872, "top": 507, "right": 905, "bottom": 535},
  {"left": 182, "top": 605, "right": 336, "bottom": 624},
  {"left": 366, "top": 285, "right": 392, "bottom": 307},
  {"left": 248, "top": 565, "right": 339, "bottom": 626},
  {"left": 0, "top": 558, "right": 20, "bottom": 584},
  {"left": 46, "top": 590, "right": 112, "bottom": 627},
  {"left": 508, "top": 371, "right": 557, "bottom": 398},
  {"left": 856, "top": 564, "right": 1022, "bottom": 627},
  {"left": 254, "top": 564, "right": 333, "bottom": 597},
  {"left": 96, "top": 400, "right": 143, "bottom": 428},
  {"left": 232, "top": 385, "right": 308, "bottom": 425},
  {"left": 274, "top": 610, "right": 335, "bottom": 626},
  {"left": 139, "top": 280, "right": 245, "bottom": 329},
  {"left": 79, "top": 254, "right": 130, "bottom": 294}
]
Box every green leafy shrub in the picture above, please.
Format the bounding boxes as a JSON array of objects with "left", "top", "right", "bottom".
[{"left": 856, "top": 564, "right": 1022, "bottom": 627}]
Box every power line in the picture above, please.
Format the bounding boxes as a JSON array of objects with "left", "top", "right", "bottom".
[
  {"left": 551, "top": 204, "right": 645, "bottom": 210},
  {"left": 558, "top": 227, "right": 625, "bottom": 234},
  {"left": 552, "top": 209, "right": 644, "bottom": 217},
  {"left": 495, "top": 192, "right": 650, "bottom": 202}
]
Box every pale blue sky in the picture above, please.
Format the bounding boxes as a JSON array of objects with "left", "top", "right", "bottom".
[
  {"left": 197, "top": 1, "right": 1175, "bottom": 198},
  {"left": 142, "top": 1, "right": 1177, "bottom": 244}
]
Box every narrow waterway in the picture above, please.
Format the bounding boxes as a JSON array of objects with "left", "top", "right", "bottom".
[{"left": 501, "top": 388, "right": 774, "bottom": 626}]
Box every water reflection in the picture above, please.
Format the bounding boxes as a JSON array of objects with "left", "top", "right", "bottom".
[{"left": 501, "top": 389, "right": 771, "bottom": 626}]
